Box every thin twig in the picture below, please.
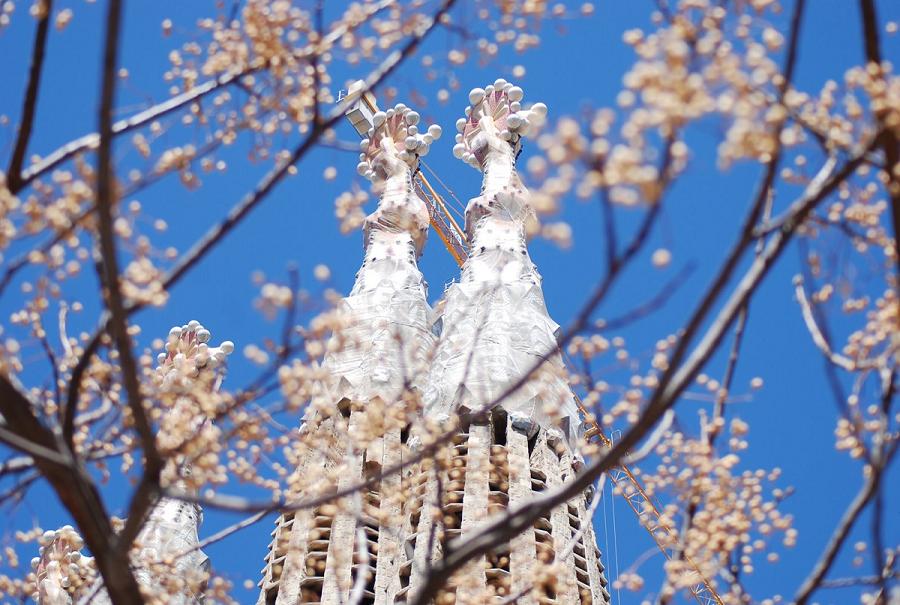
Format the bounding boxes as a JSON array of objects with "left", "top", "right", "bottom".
[
  {"left": 173, "top": 511, "right": 267, "bottom": 561},
  {"left": 794, "top": 277, "right": 878, "bottom": 371},
  {"left": 592, "top": 262, "right": 695, "bottom": 333},
  {"left": 13, "top": 68, "right": 255, "bottom": 194},
  {"left": 622, "top": 411, "right": 673, "bottom": 465}
]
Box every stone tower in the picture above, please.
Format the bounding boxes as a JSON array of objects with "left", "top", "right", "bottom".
[
  {"left": 258, "top": 80, "right": 610, "bottom": 605},
  {"left": 32, "top": 321, "right": 232, "bottom": 604},
  {"left": 257, "top": 102, "right": 440, "bottom": 604},
  {"left": 392, "top": 80, "right": 611, "bottom": 604}
]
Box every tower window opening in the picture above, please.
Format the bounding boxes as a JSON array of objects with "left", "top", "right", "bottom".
[
  {"left": 492, "top": 410, "right": 507, "bottom": 447},
  {"left": 486, "top": 546, "right": 511, "bottom": 599},
  {"left": 297, "top": 505, "right": 335, "bottom": 603},
  {"left": 568, "top": 503, "right": 593, "bottom": 604}
]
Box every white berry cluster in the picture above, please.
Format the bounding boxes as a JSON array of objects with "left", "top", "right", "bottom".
[
  {"left": 356, "top": 103, "right": 443, "bottom": 181},
  {"left": 155, "top": 320, "right": 234, "bottom": 386},
  {"left": 30, "top": 526, "right": 94, "bottom": 603},
  {"left": 452, "top": 78, "right": 548, "bottom": 169}
]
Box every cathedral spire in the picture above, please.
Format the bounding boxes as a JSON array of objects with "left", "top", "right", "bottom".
[
  {"left": 258, "top": 100, "right": 439, "bottom": 605},
  {"left": 391, "top": 80, "right": 611, "bottom": 604},
  {"left": 426, "top": 79, "right": 581, "bottom": 446},
  {"left": 323, "top": 101, "right": 441, "bottom": 405},
  {"left": 33, "top": 322, "right": 232, "bottom": 605}
]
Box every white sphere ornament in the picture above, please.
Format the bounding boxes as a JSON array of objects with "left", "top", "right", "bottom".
[
  {"left": 469, "top": 87, "right": 485, "bottom": 105},
  {"left": 428, "top": 124, "right": 442, "bottom": 139}
]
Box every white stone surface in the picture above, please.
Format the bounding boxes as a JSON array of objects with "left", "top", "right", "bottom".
[
  {"left": 427, "top": 80, "right": 582, "bottom": 447},
  {"left": 322, "top": 103, "right": 437, "bottom": 406},
  {"left": 70, "top": 322, "right": 230, "bottom": 605}
]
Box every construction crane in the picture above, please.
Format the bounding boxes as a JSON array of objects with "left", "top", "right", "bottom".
[{"left": 340, "top": 82, "right": 724, "bottom": 605}]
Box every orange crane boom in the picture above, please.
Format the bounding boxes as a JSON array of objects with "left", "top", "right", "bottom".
[
  {"left": 340, "top": 82, "right": 723, "bottom": 605},
  {"left": 579, "top": 400, "right": 724, "bottom": 605}
]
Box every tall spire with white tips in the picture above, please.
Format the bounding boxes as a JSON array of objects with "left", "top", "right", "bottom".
[
  {"left": 34, "top": 322, "right": 233, "bottom": 605},
  {"left": 258, "top": 101, "right": 440, "bottom": 605},
  {"left": 398, "top": 80, "right": 610, "bottom": 604},
  {"left": 324, "top": 102, "right": 441, "bottom": 403},
  {"left": 427, "top": 79, "right": 580, "bottom": 444},
  {"left": 95, "top": 321, "right": 230, "bottom": 605}
]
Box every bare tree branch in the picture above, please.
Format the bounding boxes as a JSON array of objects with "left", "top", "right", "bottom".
[
  {"left": 621, "top": 410, "right": 674, "bottom": 465},
  {"left": 0, "top": 375, "right": 141, "bottom": 602},
  {"left": 793, "top": 443, "right": 898, "bottom": 605},
  {"left": 794, "top": 277, "right": 879, "bottom": 371},
  {"left": 90, "top": 0, "right": 165, "bottom": 564},
  {"left": 592, "top": 262, "right": 695, "bottom": 333},
  {"left": 11, "top": 67, "right": 254, "bottom": 194},
  {"left": 173, "top": 511, "right": 268, "bottom": 562},
  {"left": 6, "top": 0, "right": 53, "bottom": 191}
]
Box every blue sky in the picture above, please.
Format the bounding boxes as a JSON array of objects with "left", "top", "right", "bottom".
[{"left": 0, "top": 1, "right": 898, "bottom": 603}]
